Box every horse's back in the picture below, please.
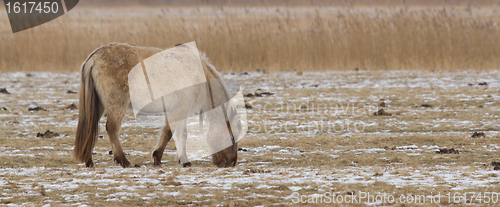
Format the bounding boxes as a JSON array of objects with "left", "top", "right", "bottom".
[
  {"left": 84, "top": 43, "right": 222, "bottom": 114},
  {"left": 85, "top": 43, "right": 163, "bottom": 110}
]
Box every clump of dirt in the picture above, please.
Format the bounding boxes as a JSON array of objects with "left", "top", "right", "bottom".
[
  {"left": 241, "top": 72, "right": 248, "bottom": 75},
  {"left": 244, "top": 92, "right": 274, "bottom": 98},
  {"left": 492, "top": 162, "right": 500, "bottom": 170},
  {"left": 471, "top": 131, "right": 485, "bottom": 138},
  {"left": 478, "top": 82, "right": 488, "bottom": 86},
  {"left": 420, "top": 104, "right": 433, "bottom": 108},
  {"left": 436, "top": 148, "right": 459, "bottom": 154},
  {"left": 272, "top": 185, "right": 290, "bottom": 191},
  {"left": 164, "top": 176, "right": 182, "bottom": 186},
  {"left": 296, "top": 71, "right": 303, "bottom": 75},
  {"left": 67, "top": 90, "right": 77, "bottom": 94},
  {"left": 260, "top": 92, "right": 274, "bottom": 95},
  {"left": 379, "top": 102, "right": 386, "bottom": 107},
  {"left": 37, "top": 130, "right": 59, "bottom": 138},
  {"left": 237, "top": 148, "right": 248, "bottom": 151},
  {"left": 66, "top": 104, "right": 77, "bottom": 110},
  {"left": 40, "top": 185, "right": 46, "bottom": 196},
  {"left": 374, "top": 109, "right": 391, "bottom": 116},
  {"left": 29, "top": 107, "right": 48, "bottom": 111},
  {"left": 245, "top": 103, "right": 252, "bottom": 109},
  {"left": 244, "top": 168, "right": 271, "bottom": 174},
  {"left": 0, "top": 88, "right": 10, "bottom": 94},
  {"left": 1, "top": 107, "right": 7, "bottom": 111}
]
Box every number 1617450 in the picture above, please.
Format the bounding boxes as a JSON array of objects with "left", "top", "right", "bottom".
[{"left": 5, "top": 1, "right": 59, "bottom": 14}]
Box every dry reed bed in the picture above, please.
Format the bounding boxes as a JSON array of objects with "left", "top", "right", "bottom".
[{"left": 1, "top": 6, "right": 500, "bottom": 72}]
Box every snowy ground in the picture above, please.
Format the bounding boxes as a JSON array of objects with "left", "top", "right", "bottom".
[{"left": 1, "top": 70, "right": 500, "bottom": 206}]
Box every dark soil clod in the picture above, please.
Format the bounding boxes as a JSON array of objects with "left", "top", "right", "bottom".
[
  {"left": 420, "top": 104, "right": 433, "bottom": 108},
  {"left": 471, "top": 131, "right": 485, "bottom": 138},
  {"left": 67, "top": 90, "right": 77, "bottom": 94},
  {"left": 478, "top": 82, "right": 488, "bottom": 86},
  {"left": 436, "top": 148, "right": 459, "bottom": 154},
  {"left": 260, "top": 92, "right": 275, "bottom": 95},
  {"left": 29, "top": 107, "right": 48, "bottom": 111},
  {"left": 245, "top": 103, "right": 252, "bottom": 109},
  {"left": 245, "top": 168, "right": 271, "bottom": 174},
  {"left": 66, "top": 103, "right": 77, "bottom": 110},
  {"left": 1, "top": 107, "right": 7, "bottom": 111},
  {"left": 237, "top": 148, "right": 248, "bottom": 151},
  {"left": 36, "top": 130, "right": 60, "bottom": 138},
  {"left": 0, "top": 88, "right": 10, "bottom": 94},
  {"left": 374, "top": 109, "right": 391, "bottom": 116},
  {"left": 379, "top": 102, "right": 386, "bottom": 107},
  {"left": 244, "top": 92, "right": 274, "bottom": 98}
]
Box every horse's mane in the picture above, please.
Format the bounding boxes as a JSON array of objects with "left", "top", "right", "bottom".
[{"left": 197, "top": 49, "right": 240, "bottom": 136}]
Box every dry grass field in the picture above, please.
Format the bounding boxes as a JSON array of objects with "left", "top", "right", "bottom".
[
  {"left": 1, "top": 69, "right": 499, "bottom": 206},
  {"left": 1, "top": 1, "right": 500, "bottom": 72},
  {"left": 2, "top": 1, "right": 500, "bottom": 206}
]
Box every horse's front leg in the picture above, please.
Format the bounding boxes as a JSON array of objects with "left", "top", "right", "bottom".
[
  {"left": 152, "top": 119, "right": 173, "bottom": 166},
  {"left": 173, "top": 119, "right": 191, "bottom": 167},
  {"left": 106, "top": 109, "right": 131, "bottom": 168}
]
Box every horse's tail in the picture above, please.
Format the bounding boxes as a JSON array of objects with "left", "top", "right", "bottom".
[{"left": 74, "top": 52, "right": 101, "bottom": 165}]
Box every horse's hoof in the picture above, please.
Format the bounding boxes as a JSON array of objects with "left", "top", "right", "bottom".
[
  {"left": 152, "top": 150, "right": 162, "bottom": 166},
  {"left": 121, "top": 161, "right": 131, "bottom": 168},
  {"left": 114, "top": 157, "right": 131, "bottom": 168},
  {"left": 85, "top": 160, "right": 94, "bottom": 168},
  {"left": 182, "top": 162, "right": 192, "bottom": 167},
  {"left": 153, "top": 160, "right": 161, "bottom": 166}
]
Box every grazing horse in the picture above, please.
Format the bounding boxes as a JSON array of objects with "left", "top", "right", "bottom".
[{"left": 74, "top": 43, "right": 240, "bottom": 168}]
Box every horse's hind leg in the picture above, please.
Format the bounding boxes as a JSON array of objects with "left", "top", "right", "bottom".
[
  {"left": 152, "top": 121, "right": 173, "bottom": 166},
  {"left": 106, "top": 106, "right": 131, "bottom": 168}
]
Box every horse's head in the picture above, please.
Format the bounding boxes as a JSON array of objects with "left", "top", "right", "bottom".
[{"left": 210, "top": 100, "right": 241, "bottom": 168}]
